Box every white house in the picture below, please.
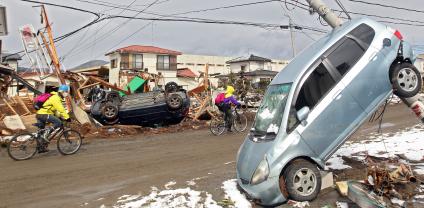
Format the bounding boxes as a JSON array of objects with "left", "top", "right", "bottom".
[
  {"left": 226, "top": 54, "right": 288, "bottom": 73},
  {"left": 105, "top": 45, "right": 182, "bottom": 88}
]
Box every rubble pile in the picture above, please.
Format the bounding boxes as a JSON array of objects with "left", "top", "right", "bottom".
[{"left": 86, "top": 118, "right": 209, "bottom": 139}]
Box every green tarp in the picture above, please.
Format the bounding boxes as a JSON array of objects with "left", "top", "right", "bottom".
[{"left": 119, "top": 76, "right": 146, "bottom": 97}]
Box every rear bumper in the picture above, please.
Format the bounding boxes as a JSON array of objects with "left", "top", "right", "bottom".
[{"left": 236, "top": 175, "right": 287, "bottom": 206}]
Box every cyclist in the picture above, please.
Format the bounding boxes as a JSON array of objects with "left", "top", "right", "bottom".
[
  {"left": 35, "top": 85, "right": 71, "bottom": 152},
  {"left": 221, "top": 85, "right": 241, "bottom": 132}
]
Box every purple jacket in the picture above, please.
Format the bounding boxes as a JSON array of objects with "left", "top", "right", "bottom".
[{"left": 223, "top": 96, "right": 240, "bottom": 105}]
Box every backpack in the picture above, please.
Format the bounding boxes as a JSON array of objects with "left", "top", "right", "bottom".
[
  {"left": 33, "top": 93, "right": 52, "bottom": 110},
  {"left": 214, "top": 93, "right": 225, "bottom": 105}
]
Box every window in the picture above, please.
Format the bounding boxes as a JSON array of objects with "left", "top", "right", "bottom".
[
  {"left": 252, "top": 83, "right": 292, "bottom": 137},
  {"left": 326, "top": 38, "right": 364, "bottom": 76},
  {"left": 241, "top": 65, "right": 246, "bottom": 72},
  {"left": 157, "top": 55, "right": 170, "bottom": 70},
  {"left": 287, "top": 63, "right": 336, "bottom": 131},
  {"left": 111, "top": 59, "right": 117, "bottom": 68},
  {"left": 132, "top": 54, "right": 143, "bottom": 69},
  {"left": 120, "top": 54, "right": 129, "bottom": 69},
  {"left": 295, "top": 63, "right": 336, "bottom": 111},
  {"left": 349, "top": 24, "right": 375, "bottom": 46}
]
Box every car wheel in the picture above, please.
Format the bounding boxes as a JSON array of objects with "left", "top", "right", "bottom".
[
  {"left": 102, "top": 103, "right": 119, "bottom": 120},
  {"left": 165, "top": 82, "right": 179, "bottom": 93},
  {"left": 283, "top": 159, "right": 321, "bottom": 201},
  {"left": 166, "top": 94, "right": 183, "bottom": 110},
  {"left": 391, "top": 63, "right": 422, "bottom": 98}
]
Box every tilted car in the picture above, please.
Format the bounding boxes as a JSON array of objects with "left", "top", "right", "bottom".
[
  {"left": 236, "top": 17, "right": 422, "bottom": 205},
  {"left": 89, "top": 82, "right": 190, "bottom": 126}
]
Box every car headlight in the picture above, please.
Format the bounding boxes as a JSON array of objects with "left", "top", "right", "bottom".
[{"left": 251, "top": 156, "right": 270, "bottom": 185}]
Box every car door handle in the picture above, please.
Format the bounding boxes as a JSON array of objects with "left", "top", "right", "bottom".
[
  {"left": 332, "top": 89, "right": 342, "bottom": 100},
  {"left": 369, "top": 51, "right": 378, "bottom": 61}
]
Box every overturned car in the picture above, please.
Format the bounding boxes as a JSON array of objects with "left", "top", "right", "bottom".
[{"left": 89, "top": 82, "right": 190, "bottom": 126}]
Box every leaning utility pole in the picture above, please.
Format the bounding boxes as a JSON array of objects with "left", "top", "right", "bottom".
[{"left": 305, "top": 0, "right": 424, "bottom": 122}]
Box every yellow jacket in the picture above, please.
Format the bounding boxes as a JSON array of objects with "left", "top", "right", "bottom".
[
  {"left": 225, "top": 85, "right": 235, "bottom": 98},
  {"left": 36, "top": 92, "right": 70, "bottom": 120}
]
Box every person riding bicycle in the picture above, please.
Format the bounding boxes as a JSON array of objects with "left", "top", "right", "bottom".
[
  {"left": 35, "top": 85, "right": 71, "bottom": 151},
  {"left": 219, "top": 85, "right": 241, "bottom": 132}
]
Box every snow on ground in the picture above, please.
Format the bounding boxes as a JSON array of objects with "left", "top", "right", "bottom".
[
  {"left": 112, "top": 179, "right": 251, "bottom": 208},
  {"left": 326, "top": 125, "right": 424, "bottom": 174}
]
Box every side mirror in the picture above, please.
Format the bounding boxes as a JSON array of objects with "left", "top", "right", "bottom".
[{"left": 297, "top": 106, "right": 310, "bottom": 126}]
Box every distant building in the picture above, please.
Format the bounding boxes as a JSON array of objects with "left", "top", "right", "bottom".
[
  {"left": 226, "top": 54, "right": 288, "bottom": 74},
  {"left": 2, "top": 53, "right": 22, "bottom": 96},
  {"left": 70, "top": 59, "right": 110, "bottom": 81},
  {"left": 177, "top": 54, "right": 232, "bottom": 75},
  {"left": 1, "top": 53, "right": 21, "bottom": 71}
]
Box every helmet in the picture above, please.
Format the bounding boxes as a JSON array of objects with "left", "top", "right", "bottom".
[{"left": 58, "top": 85, "right": 70, "bottom": 92}]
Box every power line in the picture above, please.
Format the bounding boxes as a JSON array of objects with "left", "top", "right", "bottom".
[{"left": 346, "top": 0, "right": 424, "bottom": 14}]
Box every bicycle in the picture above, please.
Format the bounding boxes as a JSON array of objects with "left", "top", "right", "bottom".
[
  {"left": 7, "top": 121, "right": 82, "bottom": 161},
  {"left": 210, "top": 105, "right": 248, "bottom": 136}
]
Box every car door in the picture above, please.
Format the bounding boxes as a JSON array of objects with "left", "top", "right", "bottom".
[
  {"left": 288, "top": 60, "right": 365, "bottom": 160},
  {"left": 326, "top": 24, "right": 392, "bottom": 113}
]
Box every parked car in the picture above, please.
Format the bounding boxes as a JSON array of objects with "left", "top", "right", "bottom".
[
  {"left": 236, "top": 17, "right": 421, "bottom": 206},
  {"left": 89, "top": 82, "right": 190, "bottom": 126}
]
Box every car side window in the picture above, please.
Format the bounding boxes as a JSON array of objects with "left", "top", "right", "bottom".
[
  {"left": 287, "top": 63, "right": 337, "bottom": 131},
  {"left": 326, "top": 38, "right": 364, "bottom": 77},
  {"left": 349, "top": 24, "right": 375, "bottom": 46}
]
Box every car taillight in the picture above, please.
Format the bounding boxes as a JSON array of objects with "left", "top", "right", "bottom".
[{"left": 394, "top": 30, "right": 403, "bottom": 40}]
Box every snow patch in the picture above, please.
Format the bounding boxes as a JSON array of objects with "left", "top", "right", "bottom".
[
  {"left": 113, "top": 179, "right": 251, "bottom": 208},
  {"left": 164, "top": 181, "right": 176, "bottom": 189},
  {"left": 326, "top": 126, "right": 424, "bottom": 172},
  {"left": 222, "top": 179, "right": 251, "bottom": 208},
  {"left": 391, "top": 198, "right": 405, "bottom": 206}
]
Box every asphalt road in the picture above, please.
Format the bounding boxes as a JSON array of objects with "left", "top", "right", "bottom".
[{"left": 0, "top": 103, "right": 420, "bottom": 208}]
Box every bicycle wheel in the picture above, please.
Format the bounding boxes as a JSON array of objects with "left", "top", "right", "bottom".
[
  {"left": 210, "top": 119, "right": 226, "bottom": 136},
  {"left": 7, "top": 133, "right": 38, "bottom": 161},
  {"left": 57, "top": 129, "right": 82, "bottom": 155},
  {"left": 234, "top": 113, "right": 248, "bottom": 132}
]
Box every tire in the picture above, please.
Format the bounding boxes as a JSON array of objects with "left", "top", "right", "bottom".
[
  {"left": 233, "top": 113, "right": 248, "bottom": 132},
  {"left": 391, "top": 62, "right": 422, "bottom": 98},
  {"left": 210, "top": 119, "right": 226, "bottom": 136},
  {"left": 7, "top": 133, "right": 38, "bottom": 161},
  {"left": 283, "top": 159, "right": 321, "bottom": 201},
  {"left": 102, "top": 103, "right": 119, "bottom": 120},
  {"left": 106, "top": 91, "right": 121, "bottom": 103},
  {"left": 57, "top": 129, "right": 82, "bottom": 155},
  {"left": 165, "top": 82, "right": 179, "bottom": 93},
  {"left": 166, "top": 94, "right": 183, "bottom": 110}
]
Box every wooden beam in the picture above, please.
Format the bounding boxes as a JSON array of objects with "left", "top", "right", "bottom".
[
  {"left": 88, "top": 76, "right": 130, "bottom": 95},
  {"left": 2, "top": 98, "right": 18, "bottom": 115},
  {"left": 15, "top": 96, "right": 31, "bottom": 116}
]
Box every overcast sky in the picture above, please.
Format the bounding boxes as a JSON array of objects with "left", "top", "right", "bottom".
[{"left": 2, "top": 0, "right": 424, "bottom": 68}]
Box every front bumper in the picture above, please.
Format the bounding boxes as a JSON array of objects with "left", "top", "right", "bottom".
[{"left": 237, "top": 175, "right": 287, "bottom": 206}]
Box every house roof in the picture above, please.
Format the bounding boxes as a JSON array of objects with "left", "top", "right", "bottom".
[
  {"left": 2, "top": 53, "right": 22, "bottom": 62},
  {"left": 215, "top": 69, "right": 278, "bottom": 78},
  {"left": 71, "top": 60, "right": 109, "bottom": 71},
  {"left": 106, "top": 45, "right": 182, "bottom": 56},
  {"left": 244, "top": 69, "right": 278, "bottom": 77},
  {"left": 177, "top": 68, "right": 197, "bottom": 78},
  {"left": 226, "top": 54, "right": 272, "bottom": 64}
]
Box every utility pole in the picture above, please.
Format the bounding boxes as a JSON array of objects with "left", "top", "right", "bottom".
[
  {"left": 289, "top": 18, "right": 296, "bottom": 58},
  {"left": 304, "top": 0, "right": 424, "bottom": 122}
]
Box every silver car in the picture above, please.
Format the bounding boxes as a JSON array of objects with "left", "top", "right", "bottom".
[{"left": 236, "top": 17, "right": 422, "bottom": 205}]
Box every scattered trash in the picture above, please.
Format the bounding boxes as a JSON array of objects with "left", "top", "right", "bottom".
[{"left": 287, "top": 200, "right": 310, "bottom": 208}]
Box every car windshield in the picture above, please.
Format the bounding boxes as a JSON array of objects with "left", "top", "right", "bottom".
[{"left": 252, "top": 83, "right": 292, "bottom": 136}]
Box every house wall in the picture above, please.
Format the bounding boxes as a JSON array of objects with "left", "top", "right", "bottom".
[
  {"left": 109, "top": 53, "right": 121, "bottom": 86},
  {"left": 5, "top": 60, "right": 19, "bottom": 96}
]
